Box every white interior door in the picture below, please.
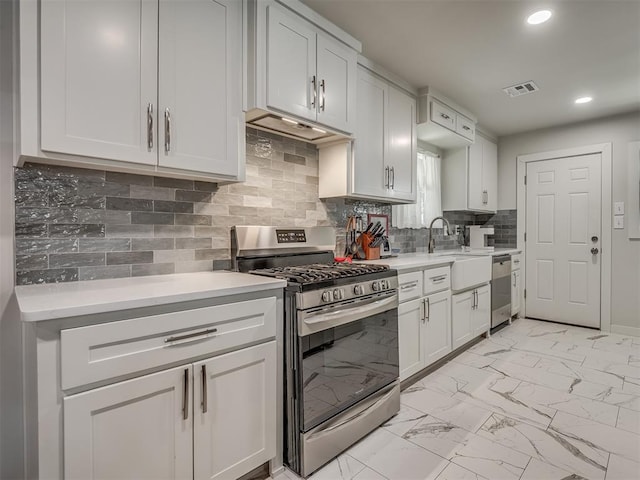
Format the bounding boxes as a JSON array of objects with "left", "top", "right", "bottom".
[{"left": 525, "top": 154, "right": 602, "bottom": 327}]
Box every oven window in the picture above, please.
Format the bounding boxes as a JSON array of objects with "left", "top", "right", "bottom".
[{"left": 300, "top": 309, "right": 398, "bottom": 432}]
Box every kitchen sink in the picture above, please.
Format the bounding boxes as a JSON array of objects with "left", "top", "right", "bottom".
[{"left": 446, "top": 255, "right": 492, "bottom": 291}]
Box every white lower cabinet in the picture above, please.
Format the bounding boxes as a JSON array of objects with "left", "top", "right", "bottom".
[
  {"left": 512, "top": 268, "right": 521, "bottom": 317},
  {"left": 65, "top": 341, "right": 276, "bottom": 480},
  {"left": 452, "top": 284, "right": 491, "bottom": 350},
  {"left": 398, "top": 268, "right": 452, "bottom": 381}
]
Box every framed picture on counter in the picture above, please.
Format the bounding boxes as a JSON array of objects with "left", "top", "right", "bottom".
[{"left": 367, "top": 213, "right": 389, "bottom": 234}]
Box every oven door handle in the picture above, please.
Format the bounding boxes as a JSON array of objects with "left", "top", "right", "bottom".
[{"left": 298, "top": 293, "right": 398, "bottom": 336}]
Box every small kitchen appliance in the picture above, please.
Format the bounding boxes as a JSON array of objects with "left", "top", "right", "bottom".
[{"left": 232, "top": 226, "right": 400, "bottom": 478}]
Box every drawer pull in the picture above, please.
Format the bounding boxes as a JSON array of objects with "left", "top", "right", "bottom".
[
  {"left": 164, "top": 328, "right": 218, "bottom": 344},
  {"left": 401, "top": 281, "right": 419, "bottom": 290},
  {"left": 201, "top": 365, "right": 208, "bottom": 414},
  {"left": 440, "top": 113, "right": 451, "bottom": 120},
  {"left": 462, "top": 125, "right": 471, "bottom": 131},
  {"left": 182, "top": 368, "right": 189, "bottom": 420},
  {"left": 430, "top": 276, "right": 447, "bottom": 283}
]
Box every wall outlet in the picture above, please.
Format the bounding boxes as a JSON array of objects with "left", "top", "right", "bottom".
[
  {"left": 614, "top": 215, "right": 625, "bottom": 229},
  {"left": 614, "top": 202, "right": 625, "bottom": 215}
]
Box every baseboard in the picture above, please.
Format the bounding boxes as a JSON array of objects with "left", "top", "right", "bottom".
[{"left": 610, "top": 324, "right": 640, "bottom": 338}]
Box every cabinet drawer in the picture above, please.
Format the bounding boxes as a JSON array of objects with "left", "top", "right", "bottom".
[
  {"left": 61, "top": 297, "right": 277, "bottom": 390},
  {"left": 511, "top": 254, "right": 522, "bottom": 271},
  {"left": 398, "top": 271, "right": 423, "bottom": 303},
  {"left": 423, "top": 266, "right": 451, "bottom": 295},
  {"left": 430, "top": 100, "right": 456, "bottom": 131},
  {"left": 456, "top": 114, "right": 475, "bottom": 141}
]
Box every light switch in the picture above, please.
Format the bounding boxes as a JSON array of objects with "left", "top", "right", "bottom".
[
  {"left": 614, "top": 202, "right": 625, "bottom": 215},
  {"left": 614, "top": 215, "right": 624, "bottom": 229}
]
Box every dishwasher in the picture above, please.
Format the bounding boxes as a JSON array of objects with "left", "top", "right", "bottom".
[{"left": 491, "top": 255, "right": 512, "bottom": 328}]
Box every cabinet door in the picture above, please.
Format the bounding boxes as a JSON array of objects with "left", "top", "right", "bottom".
[
  {"left": 482, "top": 138, "right": 498, "bottom": 212},
  {"left": 424, "top": 290, "right": 452, "bottom": 366},
  {"left": 158, "top": 0, "right": 242, "bottom": 177},
  {"left": 472, "top": 284, "right": 491, "bottom": 337},
  {"left": 40, "top": 0, "right": 158, "bottom": 165},
  {"left": 64, "top": 365, "right": 193, "bottom": 480},
  {"left": 386, "top": 85, "right": 417, "bottom": 202},
  {"left": 398, "top": 298, "right": 424, "bottom": 380},
  {"left": 467, "top": 141, "right": 485, "bottom": 210},
  {"left": 266, "top": 5, "right": 317, "bottom": 122},
  {"left": 193, "top": 341, "right": 277, "bottom": 480},
  {"left": 353, "top": 68, "right": 387, "bottom": 198},
  {"left": 316, "top": 34, "right": 356, "bottom": 133},
  {"left": 511, "top": 270, "right": 521, "bottom": 316},
  {"left": 451, "top": 291, "right": 473, "bottom": 350}
]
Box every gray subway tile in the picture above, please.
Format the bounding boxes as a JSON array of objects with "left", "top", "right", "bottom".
[
  {"left": 283, "top": 153, "right": 306, "bottom": 165},
  {"left": 194, "top": 181, "right": 218, "bottom": 192},
  {"left": 15, "top": 238, "right": 78, "bottom": 254},
  {"left": 175, "top": 237, "right": 212, "bottom": 249},
  {"left": 16, "top": 254, "right": 48, "bottom": 271},
  {"left": 107, "top": 251, "right": 153, "bottom": 265},
  {"left": 194, "top": 248, "right": 229, "bottom": 261},
  {"left": 131, "top": 212, "right": 174, "bottom": 225},
  {"left": 79, "top": 238, "right": 131, "bottom": 252},
  {"left": 153, "top": 177, "right": 194, "bottom": 190},
  {"left": 15, "top": 207, "right": 78, "bottom": 224},
  {"left": 15, "top": 224, "right": 48, "bottom": 238},
  {"left": 49, "top": 253, "right": 105, "bottom": 268},
  {"left": 229, "top": 206, "right": 258, "bottom": 216},
  {"left": 106, "top": 224, "right": 153, "bottom": 238},
  {"left": 78, "top": 179, "right": 130, "bottom": 197},
  {"left": 105, "top": 171, "right": 153, "bottom": 186},
  {"left": 154, "top": 249, "right": 194, "bottom": 263},
  {"left": 154, "top": 200, "right": 193, "bottom": 213},
  {"left": 16, "top": 268, "right": 79, "bottom": 285},
  {"left": 50, "top": 192, "right": 105, "bottom": 209},
  {"left": 105, "top": 211, "right": 132, "bottom": 224},
  {"left": 130, "top": 185, "right": 175, "bottom": 201},
  {"left": 154, "top": 225, "right": 194, "bottom": 237},
  {"left": 106, "top": 197, "right": 153, "bottom": 212},
  {"left": 78, "top": 265, "right": 132, "bottom": 281},
  {"left": 175, "top": 214, "right": 211, "bottom": 226},
  {"left": 212, "top": 259, "right": 232, "bottom": 271},
  {"left": 132, "top": 263, "right": 175, "bottom": 277},
  {"left": 174, "top": 260, "right": 213, "bottom": 273},
  {"left": 50, "top": 224, "right": 105, "bottom": 238},
  {"left": 175, "top": 190, "right": 213, "bottom": 203},
  {"left": 132, "top": 238, "right": 174, "bottom": 251},
  {"left": 15, "top": 190, "right": 49, "bottom": 207}
]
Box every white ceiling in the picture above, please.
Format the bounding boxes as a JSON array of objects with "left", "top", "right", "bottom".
[{"left": 301, "top": 0, "right": 640, "bottom": 137}]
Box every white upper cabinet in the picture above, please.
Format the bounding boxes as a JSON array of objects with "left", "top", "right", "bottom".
[
  {"left": 40, "top": 0, "right": 159, "bottom": 166},
  {"left": 266, "top": 5, "right": 317, "bottom": 122},
  {"left": 442, "top": 134, "right": 498, "bottom": 213},
  {"left": 319, "top": 64, "right": 417, "bottom": 204},
  {"left": 248, "top": 0, "right": 359, "bottom": 135},
  {"left": 158, "top": 0, "right": 243, "bottom": 177},
  {"left": 417, "top": 88, "right": 477, "bottom": 149},
  {"left": 24, "top": 0, "right": 244, "bottom": 181}
]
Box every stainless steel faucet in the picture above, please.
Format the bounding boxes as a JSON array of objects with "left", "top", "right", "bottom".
[{"left": 428, "top": 216, "right": 451, "bottom": 253}]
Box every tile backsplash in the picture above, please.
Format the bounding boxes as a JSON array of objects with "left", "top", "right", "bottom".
[{"left": 14, "top": 128, "right": 516, "bottom": 285}]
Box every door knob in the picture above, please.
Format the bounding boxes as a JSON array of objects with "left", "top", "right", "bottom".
[{"left": 591, "top": 247, "right": 599, "bottom": 255}]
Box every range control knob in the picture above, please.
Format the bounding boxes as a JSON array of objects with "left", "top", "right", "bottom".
[
  {"left": 371, "top": 281, "right": 380, "bottom": 291},
  {"left": 333, "top": 288, "right": 343, "bottom": 300},
  {"left": 380, "top": 280, "right": 388, "bottom": 290},
  {"left": 353, "top": 285, "right": 364, "bottom": 295},
  {"left": 321, "top": 291, "right": 332, "bottom": 302}
]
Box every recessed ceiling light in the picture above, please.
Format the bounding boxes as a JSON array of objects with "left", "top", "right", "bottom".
[
  {"left": 575, "top": 96, "right": 593, "bottom": 104},
  {"left": 527, "top": 10, "right": 552, "bottom": 25}
]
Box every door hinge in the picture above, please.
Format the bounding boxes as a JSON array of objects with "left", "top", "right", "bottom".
[{"left": 524, "top": 175, "right": 527, "bottom": 185}]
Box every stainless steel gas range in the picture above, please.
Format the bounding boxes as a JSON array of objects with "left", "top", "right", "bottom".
[{"left": 232, "top": 226, "right": 400, "bottom": 478}]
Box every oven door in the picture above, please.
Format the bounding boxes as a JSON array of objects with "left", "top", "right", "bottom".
[{"left": 296, "top": 291, "right": 399, "bottom": 432}]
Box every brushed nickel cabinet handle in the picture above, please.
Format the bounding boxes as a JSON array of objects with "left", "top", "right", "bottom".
[
  {"left": 320, "top": 79, "right": 326, "bottom": 111},
  {"left": 182, "top": 368, "right": 189, "bottom": 420},
  {"left": 440, "top": 113, "right": 450, "bottom": 120},
  {"left": 311, "top": 76, "right": 317, "bottom": 108},
  {"left": 164, "top": 108, "right": 171, "bottom": 152},
  {"left": 201, "top": 365, "right": 207, "bottom": 414},
  {"left": 384, "top": 166, "right": 390, "bottom": 188},
  {"left": 164, "top": 328, "right": 217, "bottom": 344},
  {"left": 462, "top": 125, "right": 471, "bottom": 131},
  {"left": 425, "top": 298, "right": 430, "bottom": 321},
  {"left": 420, "top": 298, "right": 425, "bottom": 323},
  {"left": 400, "top": 281, "right": 419, "bottom": 290},
  {"left": 430, "top": 275, "right": 447, "bottom": 283},
  {"left": 147, "top": 103, "right": 153, "bottom": 150},
  {"left": 390, "top": 167, "right": 395, "bottom": 189}
]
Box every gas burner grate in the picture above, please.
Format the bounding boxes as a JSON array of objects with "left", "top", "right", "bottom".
[{"left": 249, "top": 263, "right": 389, "bottom": 285}]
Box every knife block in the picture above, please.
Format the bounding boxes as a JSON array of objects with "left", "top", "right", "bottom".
[{"left": 360, "top": 233, "right": 381, "bottom": 260}]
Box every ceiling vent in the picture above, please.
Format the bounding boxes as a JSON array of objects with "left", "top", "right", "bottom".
[{"left": 503, "top": 81, "right": 539, "bottom": 98}]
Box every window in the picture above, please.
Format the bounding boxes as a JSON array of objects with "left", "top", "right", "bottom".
[{"left": 392, "top": 151, "right": 442, "bottom": 228}]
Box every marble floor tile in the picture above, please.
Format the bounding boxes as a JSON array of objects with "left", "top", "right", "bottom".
[
  {"left": 434, "top": 462, "right": 488, "bottom": 480},
  {"left": 477, "top": 413, "right": 608, "bottom": 480},
  {"left": 616, "top": 407, "right": 640, "bottom": 434},
  {"left": 550, "top": 411, "right": 640, "bottom": 464},
  {"left": 381, "top": 403, "right": 429, "bottom": 437},
  {"left": 570, "top": 381, "right": 640, "bottom": 412},
  {"left": 448, "top": 350, "right": 496, "bottom": 369},
  {"left": 352, "top": 466, "right": 387, "bottom": 480},
  {"left": 308, "top": 454, "right": 366, "bottom": 480},
  {"left": 604, "top": 454, "right": 640, "bottom": 480},
  {"left": 483, "top": 358, "right": 577, "bottom": 392},
  {"left": 401, "top": 386, "right": 494, "bottom": 433},
  {"left": 534, "top": 357, "right": 626, "bottom": 390},
  {"left": 414, "top": 371, "right": 469, "bottom": 397},
  {"left": 512, "top": 381, "right": 620, "bottom": 426},
  {"left": 346, "top": 428, "right": 449, "bottom": 480},
  {"left": 520, "top": 458, "right": 589, "bottom": 480},
  {"left": 467, "top": 339, "right": 542, "bottom": 368}
]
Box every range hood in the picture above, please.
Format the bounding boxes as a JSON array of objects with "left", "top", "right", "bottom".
[{"left": 246, "top": 111, "right": 351, "bottom": 145}]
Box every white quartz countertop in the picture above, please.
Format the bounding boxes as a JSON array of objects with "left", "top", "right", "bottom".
[
  {"left": 15, "top": 271, "right": 287, "bottom": 322},
  {"left": 357, "top": 253, "right": 457, "bottom": 273},
  {"left": 448, "top": 248, "right": 522, "bottom": 256}
]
